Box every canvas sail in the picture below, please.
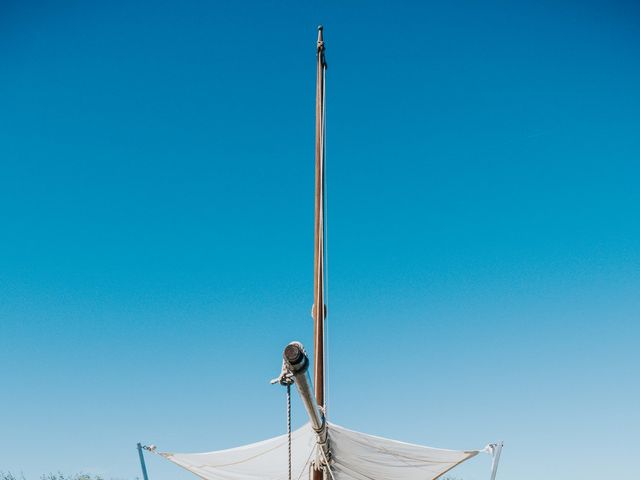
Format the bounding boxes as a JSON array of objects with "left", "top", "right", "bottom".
[{"left": 154, "top": 423, "right": 490, "bottom": 480}]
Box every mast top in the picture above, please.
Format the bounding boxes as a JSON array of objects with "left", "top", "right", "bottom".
[{"left": 317, "top": 26, "right": 326, "bottom": 66}]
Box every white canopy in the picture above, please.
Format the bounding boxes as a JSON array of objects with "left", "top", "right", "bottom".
[{"left": 155, "top": 423, "right": 498, "bottom": 480}]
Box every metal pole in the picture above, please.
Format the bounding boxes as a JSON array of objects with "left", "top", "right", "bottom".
[
  {"left": 137, "top": 442, "right": 150, "bottom": 480},
  {"left": 489, "top": 442, "right": 503, "bottom": 480},
  {"left": 284, "top": 342, "right": 325, "bottom": 431},
  {"left": 283, "top": 342, "right": 329, "bottom": 465}
]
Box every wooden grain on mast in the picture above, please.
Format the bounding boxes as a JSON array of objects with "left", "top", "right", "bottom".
[{"left": 313, "top": 25, "right": 327, "bottom": 418}]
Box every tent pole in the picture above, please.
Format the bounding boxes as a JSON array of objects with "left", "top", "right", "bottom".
[
  {"left": 489, "top": 442, "right": 503, "bottom": 480},
  {"left": 137, "top": 442, "right": 150, "bottom": 480}
]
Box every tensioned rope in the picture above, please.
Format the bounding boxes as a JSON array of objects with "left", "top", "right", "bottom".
[
  {"left": 287, "top": 383, "right": 292, "bottom": 480},
  {"left": 272, "top": 362, "right": 295, "bottom": 480},
  {"left": 321, "top": 58, "right": 329, "bottom": 419},
  {"left": 319, "top": 442, "right": 337, "bottom": 480}
]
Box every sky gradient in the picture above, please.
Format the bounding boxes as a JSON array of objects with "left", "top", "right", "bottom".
[{"left": 1, "top": 2, "right": 639, "bottom": 480}]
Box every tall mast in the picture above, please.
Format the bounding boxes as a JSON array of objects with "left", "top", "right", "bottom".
[{"left": 313, "top": 25, "right": 327, "bottom": 415}]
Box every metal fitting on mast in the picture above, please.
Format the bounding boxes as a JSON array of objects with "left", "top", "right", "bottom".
[
  {"left": 283, "top": 342, "right": 324, "bottom": 433},
  {"left": 317, "top": 25, "right": 326, "bottom": 68},
  {"left": 282, "top": 342, "right": 330, "bottom": 467}
]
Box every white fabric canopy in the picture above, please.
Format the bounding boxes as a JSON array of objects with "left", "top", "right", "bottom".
[
  {"left": 156, "top": 423, "right": 489, "bottom": 480},
  {"left": 159, "top": 424, "right": 316, "bottom": 480}
]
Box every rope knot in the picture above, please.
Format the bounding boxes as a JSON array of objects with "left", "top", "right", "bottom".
[
  {"left": 280, "top": 374, "right": 294, "bottom": 386},
  {"left": 271, "top": 360, "right": 295, "bottom": 386}
]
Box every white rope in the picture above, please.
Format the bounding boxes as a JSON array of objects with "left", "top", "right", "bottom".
[
  {"left": 298, "top": 445, "right": 316, "bottom": 480},
  {"left": 321, "top": 61, "right": 329, "bottom": 418},
  {"left": 318, "top": 438, "right": 337, "bottom": 480}
]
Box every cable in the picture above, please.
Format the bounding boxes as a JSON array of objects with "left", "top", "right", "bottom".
[
  {"left": 321, "top": 62, "right": 329, "bottom": 418},
  {"left": 287, "top": 383, "right": 292, "bottom": 480}
]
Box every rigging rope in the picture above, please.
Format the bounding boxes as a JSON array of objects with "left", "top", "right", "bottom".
[
  {"left": 321, "top": 62, "right": 329, "bottom": 418},
  {"left": 272, "top": 363, "right": 295, "bottom": 480},
  {"left": 287, "top": 383, "right": 292, "bottom": 480},
  {"left": 318, "top": 440, "right": 336, "bottom": 480}
]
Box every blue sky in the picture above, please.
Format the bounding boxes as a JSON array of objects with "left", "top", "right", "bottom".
[{"left": 1, "top": 1, "right": 639, "bottom": 479}]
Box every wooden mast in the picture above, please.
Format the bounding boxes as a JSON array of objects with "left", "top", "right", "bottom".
[
  {"left": 313, "top": 25, "right": 327, "bottom": 420},
  {"left": 312, "top": 24, "right": 327, "bottom": 479}
]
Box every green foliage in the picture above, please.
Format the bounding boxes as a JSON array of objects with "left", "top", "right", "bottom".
[
  {"left": 41, "top": 475, "right": 104, "bottom": 480},
  {"left": 1, "top": 474, "right": 134, "bottom": 480},
  {"left": 0, "top": 473, "right": 24, "bottom": 480}
]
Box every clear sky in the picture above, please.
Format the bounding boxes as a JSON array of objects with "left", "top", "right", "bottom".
[{"left": 1, "top": 1, "right": 639, "bottom": 480}]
